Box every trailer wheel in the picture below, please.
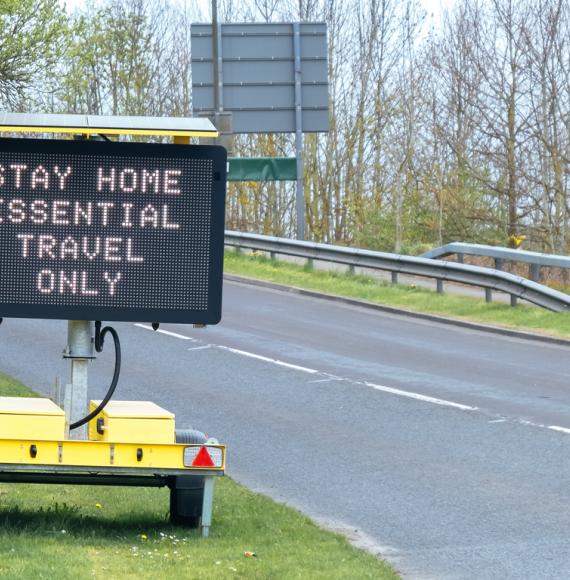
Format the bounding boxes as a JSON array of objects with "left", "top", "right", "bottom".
[
  {"left": 169, "top": 475, "right": 205, "bottom": 528},
  {"left": 169, "top": 429, "right": 208, "bottom": 527},
  {"left": 175, "top": 429, "right": 207, "bottom": 445}
]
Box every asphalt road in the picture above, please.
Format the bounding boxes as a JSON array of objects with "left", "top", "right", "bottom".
[{"left": 2, "top": 277, "right": 570, "bottom": 579}]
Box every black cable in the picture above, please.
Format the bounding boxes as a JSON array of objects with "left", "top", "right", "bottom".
[{"left": 69, "top": 321, "right": 121, "bottom": 431}]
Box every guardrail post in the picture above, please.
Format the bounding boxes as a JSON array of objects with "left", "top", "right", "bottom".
[
  {"left": 436, "top": 279, "right": 444, "bottom": 293},
  {"left": 457, "top": 253, "right": 464, "bottom": 264},
  {"left": 491, "top": 258, "right": 501, "bottom": 304},
  {"left": 495, "top": 258, "right": 517, "bottom": 305},
  {"left": 391, "top": 271, "right": 398, "bottom": 284},
  {"left": 530, "top": 263, "right": 541, "bottom": 282},
  {"left": 348, "top": 265, "right": 355, "bottom": 275}
]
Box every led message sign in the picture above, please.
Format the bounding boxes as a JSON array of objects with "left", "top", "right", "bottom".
[{"left": 0, "top": 138, "right": 226, "bottom": 324}]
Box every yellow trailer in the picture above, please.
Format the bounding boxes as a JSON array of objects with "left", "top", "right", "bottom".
[{"left": 0, "top": 113, "right": 227, "bottom": 536}]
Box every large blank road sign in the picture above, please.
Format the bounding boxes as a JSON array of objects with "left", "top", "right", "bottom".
[
  {"left": 191, "top": 22, "right": 328, "bottom": 133},
  {"left": 0, "top": 138, "right": 226, "bottom": 324}
]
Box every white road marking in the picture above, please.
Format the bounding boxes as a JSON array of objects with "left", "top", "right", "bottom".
[
  {"left": 129, "top": 324, "right": 511, "bottom": 416},
  {"left": 132, "top": 321, "right": 570, "bottom": 427},
  {"left": 548, "top": 425, "right": 570, "bottom": 435},
  {"left": 520, "top": 419, "right": 545, "bottom": 429},
  {"left": 216, "top": 345, "right": 319, "bottom": 374},
  {"left": 214, "top": 343, "right": 475, "bottom": 410},
  {"left": 133, "top": 318, "right": 570, "bottom": 430},
  {"left": 130, "top": 324, "right": 570, "bottom": 429},
  {"left": 364, "top": 381, "right": 478, "bottom": 411},
  {"left": 497, "top": 418, "right": 570, "bottom": 436},
  {"left": 133, "top": 323, "right": 196, "bottom": 341}
]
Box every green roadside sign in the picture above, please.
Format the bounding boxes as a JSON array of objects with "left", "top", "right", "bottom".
[{"left": 227, "top": 157, "right": 296, "bottom": 182}]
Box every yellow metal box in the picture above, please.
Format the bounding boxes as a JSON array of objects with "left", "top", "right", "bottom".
[
  {"left": 0, "top": 397, "right": 66, "bottom": 440},
  {"left": 88, "top": 400, "right": 175, "bottom": 444}
]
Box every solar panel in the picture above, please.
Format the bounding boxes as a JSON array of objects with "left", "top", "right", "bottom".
[{"left": 0, "top": 113, "right": 218, "bottom": 138}]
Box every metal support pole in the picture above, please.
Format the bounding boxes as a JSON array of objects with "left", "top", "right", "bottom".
[
  {"left": 201, "top": 476, "right": 216, "bottom": 538},
  {"left": 436, "top": 279, "right": 444, "bottom": 294},
  {"left": 391, "top": 271, "right": 398, "bottom": 284},
  {"left": 207, "top": 6, "right": 234, "bottom": 155},
  {"left": 212, "top": 0, "right": 220, "bottom": 113},
  {"left": 216, "top": 23, "right": 223, "bottom": 114},
  {"left": 293, "top": 23, "right": 305, "bottom": 240},
  {"left": 485, "top": 288, "right": 493, "bottom": 303},
  {"left": 64, "top": 321, "right": 94, "bottom": 440}
]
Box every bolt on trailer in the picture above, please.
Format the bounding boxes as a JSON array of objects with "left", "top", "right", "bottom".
[{"left": 0, "top": 112, "right": 227, "bottom": 537}]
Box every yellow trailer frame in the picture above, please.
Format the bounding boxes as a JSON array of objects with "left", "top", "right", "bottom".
[{"left": 0, "top": 439, "right": 225, "bottom": 472}]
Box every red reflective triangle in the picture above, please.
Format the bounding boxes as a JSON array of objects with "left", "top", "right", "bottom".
[{"left": 191, "top": 446, "right": 215, "bottom": 467}]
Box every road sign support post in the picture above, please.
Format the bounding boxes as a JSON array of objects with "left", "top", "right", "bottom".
[
  {"left": 293, "top": 23, "right": 305, "bottom": 241},
  {"left": 212, "top": 1, "right": 221, "bottom": 113},
  {"left": 215, "top": 23, "right": 223, "bottom": 113},
  {"left": 64, "top": 320, "right": 94, "bottom": 440}
]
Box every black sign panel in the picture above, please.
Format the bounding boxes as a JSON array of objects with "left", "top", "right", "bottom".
[{"left": 0, "top": 138, "right": 226, "bottom": 324}]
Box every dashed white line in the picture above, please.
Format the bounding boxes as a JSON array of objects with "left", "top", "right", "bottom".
[
  {"left": 216, "top": 347, "right": 475, "bottom": 410},
  {"left": 364, "top": 381, "right": 478, "bottom": 411},
  {"left": 217, "top": 345, "right": 319, "bottom": 374},
  {"left": 133, "top": 322, "right": 570, "bottom": 432},
  {"left": 133, "top": 323, "right": 195, "bottom": 341},
  {"left": 131, "top": 323, "right": 478, "bottom": 413},
  {"left": 548, "top": 425, "right": 570, "bottom": 435},
  {"left": 518, "top": 420, "right": 570, "bottom": 435}
]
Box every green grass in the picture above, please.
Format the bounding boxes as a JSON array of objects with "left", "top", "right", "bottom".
[
  {"left": 0, "top": 373, "right": 397, "bottom": 580},
  {"left": 225, "top": 250, "right": 570, "bottom": 340},
  {"left": 0, "top": 373, "right": 36, "bottom": 397}
]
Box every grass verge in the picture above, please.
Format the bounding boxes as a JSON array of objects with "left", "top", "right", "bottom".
[
  {"left": 225, "top": 250, "right": 570, "bottom": 340},
  {"left": 0, "top": 372, "right": 397, "bottom": 580}
]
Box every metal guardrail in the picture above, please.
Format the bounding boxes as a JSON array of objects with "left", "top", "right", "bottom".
[
  {"left": 422, "top": 242, "right": 570, "bottom": 282},
  {"left": 224, "top": 231, "right": 570, "bottom": 312}
]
